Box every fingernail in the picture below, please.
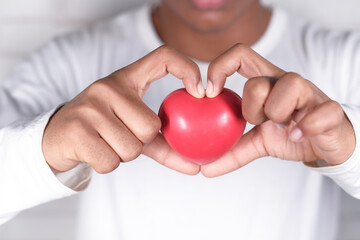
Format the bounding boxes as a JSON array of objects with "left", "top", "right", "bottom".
[
  {"left": 206, "top": 80, "right": 213, "bottom": 97},
  {"left": 275, "top": 123, "right": 286, "bottom": 129},
  {"left": 197, "top": 82, "right": 205, "bottom": 98},
  {"left": 290, "top": 128, "right": 303, "bottom": 142}
]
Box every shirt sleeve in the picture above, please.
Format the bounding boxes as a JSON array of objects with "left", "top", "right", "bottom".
[
  {"left": 301, "top": 25, "right": 360, "bottom": 199},
  {"left": 0, "top": 29, "right": 98, "bottom": 224},
  {"left": 306, "top": 105, "right": 360, "bottom": 198},
  {"left": 0, "top": 109, "right": 80, "bottom": 224}
]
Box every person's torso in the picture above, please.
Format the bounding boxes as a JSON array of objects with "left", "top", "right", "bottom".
[{"left": 68, "top": 4, "right": 360, "bottom": 240}]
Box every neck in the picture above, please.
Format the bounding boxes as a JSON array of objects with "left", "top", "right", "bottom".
[{"left": 152, "top": 1, "right": 271, "bottom": 62}]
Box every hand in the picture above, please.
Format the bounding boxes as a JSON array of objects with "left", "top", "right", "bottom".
[
  {"left": 201, "top": 43, "right": 356, "bottom": 177},
  {"left": 43, "top": 46, "right": 205, "bottom": 175}
]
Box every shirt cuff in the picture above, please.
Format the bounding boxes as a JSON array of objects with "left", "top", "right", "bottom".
[
  {"left": 0, "top": 107, "right": 89, "bottom": 218},
  {"left": 305, "top": 104, "right": 360, "bottom": 198},
  {"left": 54, "top": 163, "right": 92, "bottom": 191},
  {"left": 47, "top": 105, "right": 93, "bottom": 191},
  {"left": 42, "top": 105, "right": 92, "bottom": 192}
]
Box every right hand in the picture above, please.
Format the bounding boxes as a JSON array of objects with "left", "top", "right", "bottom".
[{"left": 42, "top": 46, "right": 204, "bottom": 175}]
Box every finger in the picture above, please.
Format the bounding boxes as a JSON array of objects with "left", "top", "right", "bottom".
[
  {"left": 110, "top": 91, "right": 161, "bottom": 144},
  {"left": 74, "top": 128, "right": 121, "bottom": 174},
  {"left": 143, "top": 133, "right": 201, "bottom": 175},
  {"left": 117, "top": 45, "right": 204, "bottom": 98},
  {"left": 206, "top": 43, "right": 285, "bottom": 97},
  {"left": 85, "top": 79, "right": 161, "bottom": 145},
  {"left": 263, "top": 73, "right": 317, "bottom": 125},
  {"left": 95, "top": 110, "right": 144, "bottom": 162},
  {"left": 201, "top": 127, "right": 266, "bottom": 177},
  {"left": 243, "top": 73, "right": 320, "bottom": 127},
  {"left": 242, "top": 76, "right": 276, "bottom": 125},
  {"left": 290, "top": 100, "right": 344, "bottom": 142}
]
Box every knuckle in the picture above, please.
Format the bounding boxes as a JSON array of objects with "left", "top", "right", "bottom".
[
  {"left": 121, "top": 140, "right": 143, "bottom": 162},
  {"left": 63, "top": 118, "right": 88, "bottom": 139},
  {"left": 156, "top": 45, "right": 172, "bottom": 59},
  {"left": 138, "top": 115, "right": 161, "bottom": 143},
  {"left": 264, "top": 101, "right": 287, "bottom": 123},
  {"left": 281, "top": 72, "right": 306, "bottom": 91},
  {"left": 66, "top": 104, "right": 103, "bottom": 129},
  {"left": 110, "top": 67, "right": 127, "bottom": 79},
  {"left": 244, "top": 78, "right": 270, "bottom": 101},
  {"left": 60, "top": 107, "right": 100, "bottom": 143},
  {"left": 326, "top": 100, "right": 342, "bottom": 111},
  {"left": 233, "top": 43, "right": 247, "bottom": 53},
  {"left": 74, "top": 102, "right": 99, "bottom": 117},
  {"left": 232, "top": 43, "right": 251, "bottom": 58},
  {"left": 87, "top": 79, "right": 105, "bottom": 95},
  {"left": 148, "top": 116, "right": 162, "bottom": 136},
  {"left": 94, "top": 157, "right": 121, "bottom": 174},
  {"left": 326, "top": 100, "right": 344, "bottom": 122},
  {"left": 87, "top": 79, "right": 117, "bottom": 99}
]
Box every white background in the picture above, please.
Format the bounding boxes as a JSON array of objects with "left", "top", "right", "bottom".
[{"left": 0, "top": 0, "right": 360, "bottom": 239}]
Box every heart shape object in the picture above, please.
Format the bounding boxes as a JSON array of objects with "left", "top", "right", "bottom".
[{"left": 158, "top": 88, "right": 246, "bottom": 165}]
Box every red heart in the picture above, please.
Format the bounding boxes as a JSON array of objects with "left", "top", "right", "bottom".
[{"left": 158, "top": 88, "right": 246, "bottom": 165}]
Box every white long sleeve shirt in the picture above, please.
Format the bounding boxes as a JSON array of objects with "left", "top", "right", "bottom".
[{"left": 1, "top": 4, "right": 360, "bottom": 240}]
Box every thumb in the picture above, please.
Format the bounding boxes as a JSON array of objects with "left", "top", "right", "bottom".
[{"left": 200, "top": 127, "right": 265, "bottom": 177}]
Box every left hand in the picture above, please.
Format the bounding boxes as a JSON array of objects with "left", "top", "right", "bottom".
[{"left": 201, "top": 43, "right": 356, "bottom": 177}]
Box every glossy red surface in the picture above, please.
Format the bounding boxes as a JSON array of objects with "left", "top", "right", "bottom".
[{"left": 158, "top": 88, "right": 246, "bottom": 165}]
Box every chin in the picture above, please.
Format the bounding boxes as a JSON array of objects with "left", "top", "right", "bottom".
[{"left": 185, "top": 15, "right": 235, "bottom": 33}]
